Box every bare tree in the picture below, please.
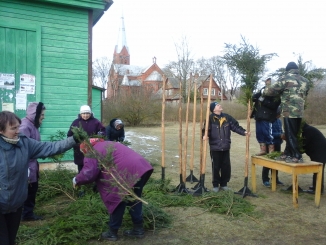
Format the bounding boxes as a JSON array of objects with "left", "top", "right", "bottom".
[
  {"left": 92, "top": 56, "right": 111, "bottom": 91},
  {"left": 165, "top": 36, "right": 195, "bottom": 101}
]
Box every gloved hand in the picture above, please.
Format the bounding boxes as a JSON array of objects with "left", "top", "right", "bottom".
[{"left": 72, "top": 177, "right": 77, "bottom": 189}]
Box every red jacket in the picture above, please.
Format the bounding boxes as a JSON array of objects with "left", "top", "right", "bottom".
[{"left": 75, "top": 141, "right": 153, "bottom": 213}]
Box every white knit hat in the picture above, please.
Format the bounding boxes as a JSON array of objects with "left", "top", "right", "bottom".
[{"left": 80, "top": 105, "right": 91, "bottom": 114}]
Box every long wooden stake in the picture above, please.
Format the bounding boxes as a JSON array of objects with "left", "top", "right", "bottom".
[
  {"left": 201, "top": 74, "right": 213, "bottom": 174},
  {"left": 178, "top": 78, "right": 183, "bottom": 177},
  {"left": 244, "top": 100, "right": 251, "bottom": 177},
  {"left": 161, "top": 75, "right": 167, "bottom": 180},
  {"left": 190, "top": 76, "right": 197, "bottom": 171},
  {"left": 183, "top": 74, "right": 192, "bottom": 183}
]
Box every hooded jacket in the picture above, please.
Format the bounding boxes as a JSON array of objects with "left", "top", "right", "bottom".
[
  {"left": 105, "top": 118, "right": 125, "bottom": 142},
  {"left": 0, "top": 135, "right": 76, "bottom": 214},
  {"left": 19, "top": 102, "right": 45, "bottom": 183},
  {"left": 75, "top": 141, "right": 153, "bottom": 214},
  {"left": 204, "top": 112, "right": 246, "bottom": 151},
  {"left": 67, "top": 114, "right": 105, "bottom": 165}
]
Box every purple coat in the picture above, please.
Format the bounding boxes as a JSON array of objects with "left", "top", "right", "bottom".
[
  {"left": 75, "top": 141, "right": 153, "bottom": 214},
  {"left": 67, "top": 114, "right": 105, "bottom": 165},
  {"left": 20, "top": 103, "right": 42, "bottom": 183}
]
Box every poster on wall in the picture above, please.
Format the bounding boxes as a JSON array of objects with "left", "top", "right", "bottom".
[
  {"left": 2, "top": 103, "right": 14, "bottom": 112},
  {"left": 16, "top": 93, "right": 27, "bottom": 110},
  {"left": 20, "top": 74, "right": 35, "bottom": 94},
  {"left": 0, "top": 73, "right": 15, "bottom": 89}
]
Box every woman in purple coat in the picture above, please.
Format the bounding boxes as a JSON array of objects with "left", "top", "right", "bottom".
[
  {"left": 67, "top": 105, "right": 105, "bottom": 172},
  {"left": 20, "top": 102, "right": 46, "bottom": 221},
  {"left": 73, "top": 140, "right": 153, "bottom": 241}
]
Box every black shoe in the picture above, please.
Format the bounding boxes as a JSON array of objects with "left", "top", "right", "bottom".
[
  {"left": 305, "top": 189, "right": 315, "bottom": 195},
  {"left": 309, "top": 186, "right": 314, "bottom": 190},
  {"left": 124, "top": 224, "right": 144, "bottom": 238},
  {"left": 101, "top": 230, "right": 118, "bottom": 241},
  {"left": 21, "top": 214, "right": 43, "bottom": 221}
]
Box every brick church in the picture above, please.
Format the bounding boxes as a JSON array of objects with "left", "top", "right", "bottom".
[{"left": 106, "top": 15, "right": 164, "bottom": 99}]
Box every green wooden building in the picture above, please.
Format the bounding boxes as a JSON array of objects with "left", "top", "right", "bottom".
[{"left": 0, "top": 0, "right": 112, "bottom": 160}]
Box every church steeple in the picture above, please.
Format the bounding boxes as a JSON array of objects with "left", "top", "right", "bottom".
[{"left": 113, "top": 15, "right": 130, "bottom": 65}]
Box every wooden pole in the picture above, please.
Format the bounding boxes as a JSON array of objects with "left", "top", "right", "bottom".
[
  {"left": 235, "top": 99, "right": 257, "bottom": 197},
  {"left": 178, "top": 78, "right": 183, "bottom": 178},
  {"left": 244, "top": 99, "right": 251, "bottom": 177},
  {"left": 161, "top": 75, "right": 167, "bottom": 180},
  {"left": 190, "top": 76, "right": 197, "bottom": 171},
  {"left": 185, "top": 75, "right": 199, "bottom": 183},
  {"left": 201, "top": 74, "right": 213, "bottom": 174},
  {"left": 183, "top": 74, "right": 192, "bottom": 183}
]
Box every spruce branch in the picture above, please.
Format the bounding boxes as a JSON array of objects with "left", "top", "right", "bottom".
[{"left": 71, "top": 126, "right": 148, "bottom": 205}]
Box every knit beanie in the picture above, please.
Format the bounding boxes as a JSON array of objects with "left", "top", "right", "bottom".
[
  {"left": 210, "top": 102, "right": 218, "bottom": 113},
  {"left": 80, "top": 105, "right": 91, "bottom": 114},
  {"left": 285, "top": 62, "right": 298, "bottom": 71},
  {"left": 114, "top": 119, "right": 123, "bottom": 129}
]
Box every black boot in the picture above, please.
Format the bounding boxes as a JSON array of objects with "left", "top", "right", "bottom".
[
  {"left": 101, "top": 229, "right": 118, "bottom": 241},
  {"left": 123, "top": 223, "right": 144, "bottom": 238}
]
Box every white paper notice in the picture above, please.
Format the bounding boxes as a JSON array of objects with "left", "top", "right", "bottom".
[
  {"left": 0, "top": 73, "right": 15, "bottom": 89},
  {"left": 20, "top": 74, "right": 35, "bottom": 94},
  {"left": 2, "top": 103, "right": 14, "bottom": 112},
  {"left": 16, "top": 93, "right": 27, "bottom": 110}
]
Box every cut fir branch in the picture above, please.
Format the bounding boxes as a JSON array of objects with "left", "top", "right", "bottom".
[{"left": 70, "top": 126, "right": 148, "bottom": 205}]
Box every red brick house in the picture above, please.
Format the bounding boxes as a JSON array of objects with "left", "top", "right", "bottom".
[{"left": 194, "top": 74, "right": 227, "bottom": 101}]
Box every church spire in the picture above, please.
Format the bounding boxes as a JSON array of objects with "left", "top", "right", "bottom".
[{"left": 113, "top": 14, "right": 130, "bottom": 65}]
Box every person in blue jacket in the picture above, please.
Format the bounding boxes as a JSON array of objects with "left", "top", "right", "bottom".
[
  {"left": 0, "top": 111, "right": 78, "bottom": 245},
  {"left": 105, "top": 118, "right": 125, "bottom": 142}
]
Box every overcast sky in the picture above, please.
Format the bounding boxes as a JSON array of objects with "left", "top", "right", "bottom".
[{"left": 92, "top": 0, "right": 326, "bottom": 76}]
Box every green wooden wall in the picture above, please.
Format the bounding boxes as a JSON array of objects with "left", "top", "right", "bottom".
[
  {"left": 92, "top": 87, "right": 103, "bottom": 120},
  {"left": 0, "top": 0, "right": 89, "bottom": 139}
]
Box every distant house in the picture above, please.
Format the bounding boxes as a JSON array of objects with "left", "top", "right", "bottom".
[{"left": 194, "top": 74, "right": 228, "bottom": 101}]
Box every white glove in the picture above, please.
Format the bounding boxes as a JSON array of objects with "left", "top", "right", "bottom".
[{"left": 72, "top": 177, "right": 77, "bottom": 189}]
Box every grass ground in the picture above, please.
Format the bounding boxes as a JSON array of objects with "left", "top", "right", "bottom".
[{"left": 24, "top": 120, "right": 326, "bottom": 245}]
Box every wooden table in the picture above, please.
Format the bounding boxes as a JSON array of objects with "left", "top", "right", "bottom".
[{"left": 251, "top": 155, "right": 323, "bottom": 208}]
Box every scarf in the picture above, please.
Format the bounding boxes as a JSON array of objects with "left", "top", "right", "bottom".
[{"left": 1, "top": 135, "right": 20, "bottom": 144}]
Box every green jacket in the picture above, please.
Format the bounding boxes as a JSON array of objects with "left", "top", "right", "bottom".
[{"left": 263, "top": 69, "right": 310, "bottom": 118}]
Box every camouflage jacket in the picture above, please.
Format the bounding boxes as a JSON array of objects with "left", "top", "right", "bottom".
[{"left": 263, "top": 69, "right": 310, "bottom": 118}]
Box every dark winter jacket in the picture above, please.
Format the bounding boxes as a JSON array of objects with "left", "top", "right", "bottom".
[
  {"left": 75, "top": 141, "right": 153, "bottom": 214},
  {"left": 204, "top": 112, "right": 246, "bottom": 151},
  {"left": 19, "top": 102, "right": 44, "bottom": 183},
  {"left": 302, "top": 123, "right": 326, "bottom": 163},
  {"left": 105, "top": 118, "right": 125, "bottom": 142},
  {"left": 251, "top": 89, "right": 280, "bottom": 122},
  {"left": 67, "top": 114, "right": 105, "bottom": 165},
  {"left": 0, "top": 135, "right": 75, "bottom": 214}
]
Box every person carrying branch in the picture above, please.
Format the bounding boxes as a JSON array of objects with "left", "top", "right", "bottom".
[
  {"left": 203, "top": 102, "right": 250, "bottom": 193},
  {"left": 72, "top": 139, "right": 153, "bottom": 241}
]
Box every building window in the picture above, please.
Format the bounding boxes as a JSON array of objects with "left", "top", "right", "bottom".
[
  {"left": 203, "top": 88, "right": 208, "bottom": 95},
  {"left": 203, "top": 88, "right": 215, "bottom": 96}
]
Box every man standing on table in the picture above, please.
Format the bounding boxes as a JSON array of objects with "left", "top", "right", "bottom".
[{"left": 263, "top": 62, "right": 310, "bottom": 163}]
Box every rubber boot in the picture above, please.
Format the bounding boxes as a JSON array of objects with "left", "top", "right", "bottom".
[
  {"left": 123, "top": 223, "right": 144, "bottom": 238},
  {"left": 256, "top": 143, "right": 267, "bottom": 156},
  {"left": 268, "top": 144, "right": 274, "bottom": 154},
  {"left": 101, "top": 228, "right": 118, "bottom": 241}
]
